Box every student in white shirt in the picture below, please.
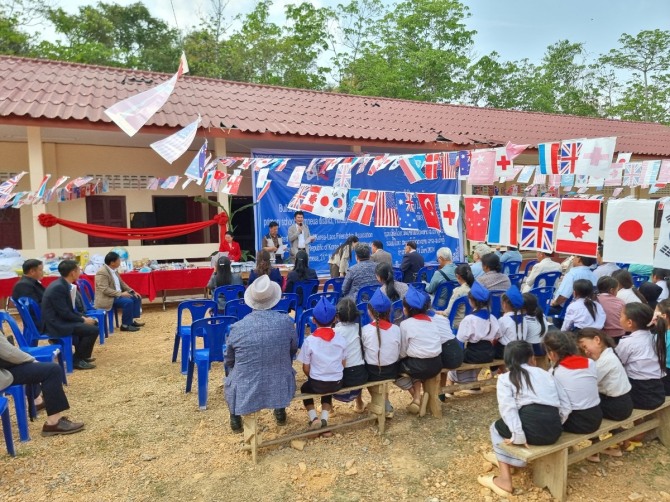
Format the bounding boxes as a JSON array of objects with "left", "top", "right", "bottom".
[
  {"left": 297, "top": 297, "right": 347, "bottom": 432},
  {"left": 429, "top": 302, "right": 464, "bottom": 402},
  {"left": 563, "top": 279, "right": 606, "bottom": 331},
  {"left": 332, "top": 298, "right": 368, "bottom": 406},
  {"left": 495, "top": 286, "right": 525, "bottom": 360},
  {"left": 617, "top": 303, "right": 667, "bottom": 410},
  {"left": 478, "top": 341, "right": 568, "bottom": 498},
  {"left": 521, "top": 293, "right": 550, "bottom": 356},
  {"left": 652, "top": 268, "right": 670, "bottom": 301},
  {"left": 446, "top": 282, "right": 501, "bottom": 387},
  {"left": 543, "top": 330, "right": 602, "bottom": 434},
  {"left": 397, "top": 286, "right": 443, "bottom": 414},
  {"left": 361, "top": 289, "right": 401, "bottom": 417},
  {"left": 521, "top": 251, "right": 562, "bottom": 293},
  {"left": 612, "top": 269, "right": 646, "bottom": 305}
]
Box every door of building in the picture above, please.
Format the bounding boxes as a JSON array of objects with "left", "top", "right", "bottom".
[
  {"left": 0, "top": 208, "right": 21, "bottom": 248},
  {"left": 85, "top": 196, "right": 128, "bottom": 247}
]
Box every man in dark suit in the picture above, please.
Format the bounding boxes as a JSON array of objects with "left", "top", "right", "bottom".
[
  {"left": 12, "top": 259, "right": 46, "bottom": 332},
  {"left": 400, "top": 241, "right": 425, "bottom": 283},
  {"left": 42, "top": 260, "right": 98, "bottom": 370}
]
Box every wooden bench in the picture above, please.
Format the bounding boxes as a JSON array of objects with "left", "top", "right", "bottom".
[
  {"left": 499, "top": 398, "right": 670, "bottom": 501},
  {"left": 241, "top": 379, "right": 394, "bottom": 463}
]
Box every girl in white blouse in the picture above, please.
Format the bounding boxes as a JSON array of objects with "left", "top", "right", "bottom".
[
  {"left": 478, "top": 340, "right": 568, "bottom": 498},
  {"left": 563, "top": 279, "right": 606, "bottom": 331},
  {"left": 543, "top": 330, "right": 603, "bottom": 434}
]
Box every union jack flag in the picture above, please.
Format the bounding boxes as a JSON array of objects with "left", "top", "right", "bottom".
[
  {"left": 623, "top": 162, "right": 643, "bottom": 187},
  {"left": 443, "top": 152, "right": 459, "bottom": 179},
  {"left": 334, "top": 163, "right": 352, "bottom": 188},
  {"left": 374, "top": 191, "right": 399, "bottom": 227},
  {"left": 288, "top": 184, "right": 311, "bottom": 210},
  {"left": 560, "top": 141, "right": 583, "bottom": 174},
  {"left": 520, "top": 199, "right": 559, "bottom": 252},
  {"left": 0, "top": 172, "right": 27, "bottom": 195}
]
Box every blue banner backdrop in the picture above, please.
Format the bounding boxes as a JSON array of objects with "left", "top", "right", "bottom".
[{"left": 252, "top": 155, "right": 462, "bottom": 274}]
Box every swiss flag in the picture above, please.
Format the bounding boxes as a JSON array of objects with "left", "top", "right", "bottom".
[
  {"left": 603, "top": 199, "right": 656, "bottom": 264},
  {"left": 555, "top": 198, "right": 601, "bottom": 257},
  {"left": 416, "top": 193, "right": 441, "bottom": 230},
  {"left": 464, "top": 196, "right": 491, "bottom": 242},
  {"left": 348, "top": 190, "right": 377, "bottom": 226}
]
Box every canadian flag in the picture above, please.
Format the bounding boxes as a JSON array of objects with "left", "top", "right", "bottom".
[
  {"left": 554, "top": 198, "right": 601, "bottom": 257},
  {"left": 347, "top": 190, "right": 378, "bottom": 225},
  {"left": 603, "top": 199, "right": 656, "bottom": 265}
]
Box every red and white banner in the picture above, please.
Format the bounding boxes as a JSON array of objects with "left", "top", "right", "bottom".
[
  {"left": 437, "top": 194, "right": 460, "bottom": 239},
  {"left": 463, "top": 196, "right": 490, "bottom": 242}
]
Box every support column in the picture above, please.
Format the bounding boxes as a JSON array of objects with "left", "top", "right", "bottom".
[
  {"left": 213, "top": 137, "right": 230, "bottom": 223},
  {"left": 27, "top": 127, "right": 49, "bottom": 251}
]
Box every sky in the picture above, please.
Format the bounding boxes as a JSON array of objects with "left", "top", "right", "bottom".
[{"left": 51, "top": 0, "right": 670, "bottom": 63}]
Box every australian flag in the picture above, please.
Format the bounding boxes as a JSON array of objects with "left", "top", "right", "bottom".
[
  {"left": 396, "top": 192, "right": 419, "bottom": 231},
  {"left": 458, "top": 150, "right": 471, "bottom": 179}
]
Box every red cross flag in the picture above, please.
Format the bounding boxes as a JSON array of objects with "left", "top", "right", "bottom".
[
  {"left": 574, "top": 137, "right": 616, "bottom": 178},
  {"left": 603, "top": 199, "right": 656, "bottom": 265},
  {"left": 438, "top": 194, "right": 460, "bottom": 238},
  {"left": 494, "top": 147, "right": 514, "bottom": 179},
  {"left": 555, "top": 198, "right": 601, "bottom": 257},
  {"left": 416, "top": 193, "right": 441, "bottom": 230},
  {"left": 348, "top": 189, "right": 377, "bottom": 225}
]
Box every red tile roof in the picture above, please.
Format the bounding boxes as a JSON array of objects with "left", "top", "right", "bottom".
[{"left": 1, "top": 55, "right": 670, "bottom": 156}]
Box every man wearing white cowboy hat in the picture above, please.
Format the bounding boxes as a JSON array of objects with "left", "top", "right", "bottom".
[{"left": 224, "top": 275, "right": 297, "bottom": 435}]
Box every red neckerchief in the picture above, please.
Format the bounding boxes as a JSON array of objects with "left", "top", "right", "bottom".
[
  {"left": 412, "top": 314, "right": 432, "bottom": 322},
  {"left": 559, "top": 355, "right": 589, "bottom": 370},
  {"left": 371, "top": 320, "right": 393, "bottom": 330},
  {"left": 312, "top": 327, "right": 335, "bottom": 342}
]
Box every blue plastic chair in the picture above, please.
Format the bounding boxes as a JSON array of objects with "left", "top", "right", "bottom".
[
  {"left": 502, "top": 261, "right": 522, "bottom": 275},
  {"left": 223, "top": 299, "right": 253, "bottom": 321},
  {"left": 296, "top": 309, "right": 316, "bottom": 349},
  {"left": 0, "top": 396, "right": 16, "bottom": 456},
  {"left": 392, "top": 267, "right": 403, "bottom": 282},
  {"left": 322, "top": 277, "right": 345, "bottom": 294},
  {"left": 631, "top": 274, "right": 648, "bottom": 289},
  {"left": 448, "top": 296, "right": 473, "bottom": 327},
  {"left": 489, "top": 290, "right": 506, "bottom": 318},
  {"left": 356, "top": 285, "right": 379, "bottom": 304},
  {"left": 617, "top": 263, "right": 631, "bottom": 270},
  {"left": 171, "top": 299, "right": 216, "bottom": 375},
  {"left": 530, "top": 271, "right": 562, "bottom": 289},
  {"left": 416, "top": 265, "right": 439, "bottom": 283},
  {"left": 432, "top": 281, "right": 458, "bottom": 311},
  {"left": 15, "top": 297, "right": 74, "bottom": 375},
  {"left": 306, "top": 292, "right": 340, "bottom": 309},
  {"left": 213, "top": 285, "right": 245, "bottom": 314},
  {"left": 273, "top": 293, "right": 298, "bottom": 314},
  {"left": 410, "top": 282, "right": 427, "bottom": 292},
  {"left": 76, "top": 279, "right": 107, "bottom": 345},
  {"left": 0, "top": 312, "right": 66, "bottom": 385},
  {"left": 529, "top": 287, "right": 555, "bottom": 316},
  {"left": 523, "top": 260, "right": 538, "bottom": 276},
  {"left": 547, "top": 295, "right": 573, "bottom": 321},
  {"left": 288, "top": 279, "right": 320, "bottom": 319},
  {"left": 508, "top": 273, "right": 524, "bottom": 289},
  {"left": 185, "top": 316, "right": 237, "bottom": 410},
  {"left": 357, "top": 302, "right": 370, "bottom": 326},
  {"left": 78, "top": 279, "right": 116, "bottom": 334},
  {"left": 1, "top": 384, "right": 31, "bottom": 442}
]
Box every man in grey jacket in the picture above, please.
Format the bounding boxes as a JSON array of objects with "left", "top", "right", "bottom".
[
  {"left": 287, "top": 211, "right": 315, "bottom": 263},
  {"left": 0, "top": 334, "right": 84, "bottom": 436}
]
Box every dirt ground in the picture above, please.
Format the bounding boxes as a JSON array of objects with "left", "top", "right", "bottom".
[{"left": 2, "top": 304, "right": 670, "bottom": 502}]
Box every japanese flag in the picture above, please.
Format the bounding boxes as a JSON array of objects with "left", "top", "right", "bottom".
[
  {"left": 302, "top": 186, "right": 347, "bottom": 220},
  {"left": 603, "top": 199, "right": 656, "bottom": 265},
  {"left": 438, "top": 194, "right": 460, "bottom": 239}
]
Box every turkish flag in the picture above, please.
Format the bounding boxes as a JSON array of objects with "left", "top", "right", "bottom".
[
  {"left": 416, "top": 193, "right": 441, "bottom": 230},
  {"left": 464, "top": 196, "right": 491, "bottom": 242},
  {"left": 603, "top": 199, "right": 656, "bottom": 264}
]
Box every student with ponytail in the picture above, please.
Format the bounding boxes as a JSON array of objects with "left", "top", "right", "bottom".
[
  {"left": 477, "top": 341, "right": 568, "bottom": 498},
  {"left": 360, "top": 289, "right": 401, "bottom": 417},
  {"left": 563, "top": 279, "right": 606, "bottom": 331},
  {"left": 596, "top": 276, "right": 626, "bottom": 339},
  {"left": 612, "top": 269, "right": 647, "bottom": 305},
  {"left": 617, "top": 302, "right": 667, "bottom": 409},
  {"left": 496, "top": 286, "right": 525, "bottom": 360},
  {"left": 333, "top": 298, "right": 368, "bottom": 389},
  {"left": 543, "top": 331, "right": 603, "bottom": 434},
  {"left": 521, "top": 293, "right": 550, "bottom": 356},
  {"left": 376, "top": 262, "right": 408, "bottom": 302},
  {"left": 652, "top": 268, "right": 670, "bottom": 301}
]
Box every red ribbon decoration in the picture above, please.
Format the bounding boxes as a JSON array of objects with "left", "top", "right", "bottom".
[{"left": 38, "top": 212, "right": 229, "bottom": 243}]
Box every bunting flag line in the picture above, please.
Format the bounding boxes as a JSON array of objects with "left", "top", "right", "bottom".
[
  {"left": 334, "top": 163, "right": 352, "bottom": 188},
  {"left": 348, "top": 189, "right": 377, "bottom": 225},
  {"left": 397, "top": 154, "right": 426, "bottom": 184},
  {"left": 184, "top": 140, "right": 208, "bottom": 180},
  {"left": 424, "top": 153, "right": 440, "bottom": 180},
  {"left": 574, "top": 136, "right": 616, "bottom": 177},
  {"left": 443, "top": 152, "right": 459, "bottom": 179},
  {"left": 288, "top": 184, "right": 310, "bottom": 210},
  {"left": 257, "top": 180, "right": 272, "bottom": 202},
  {"left": 555, "top": 198, "right": 601, "bottom": 257},
  {"left": 494, "top": 147, "right": 514, "bottom": 178},
  {"left": 559, "top": 140, "right": 583, "bottom": 174},
  {"left": 416, "top": 193, "right": 441, "bottom": 231},
  {"left": 437, "top": 194, "right": 460, "bottom": 239},
  {"left": 35, "top": 174, "right": 52, "bottom": 199},
  {"left": 538, "top": 142, "right": 560, "bottom": 174},
  {"left": 105, "top": 53, "right": 188, "bottom": 137},
  {"left": 468, "top": 150, "right": 496, "bottom": 185},
  {"left": 150, "top": 115, "right": 201, "bottom": 163},
  {"left": 458, "top": 151, "right": 471, "bottom": 179},
  {"left": 396, "top": 192, "right": 419, "bottom": 230},
  {"left": 464, "top": 196, "right": 490, "bottom": 242},
  {"left": 374, "top": 191, "right": 399, "bottom": 227},
  {"left": 0, "top": 171, "right": 27, "bottom": 194},
  {"left": 160, "top": 176, "right": 181, "bottom": 189}
]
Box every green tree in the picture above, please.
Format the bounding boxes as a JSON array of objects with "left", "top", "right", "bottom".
[
  {"left": 600, "top": 29, "right": 670, "bottom": 123},
  {"left": 0, "top": 0, "right": 50, "bottom": 56},
  {"left": 35, "top": 1, "right": 181, "bottom": 71}
]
